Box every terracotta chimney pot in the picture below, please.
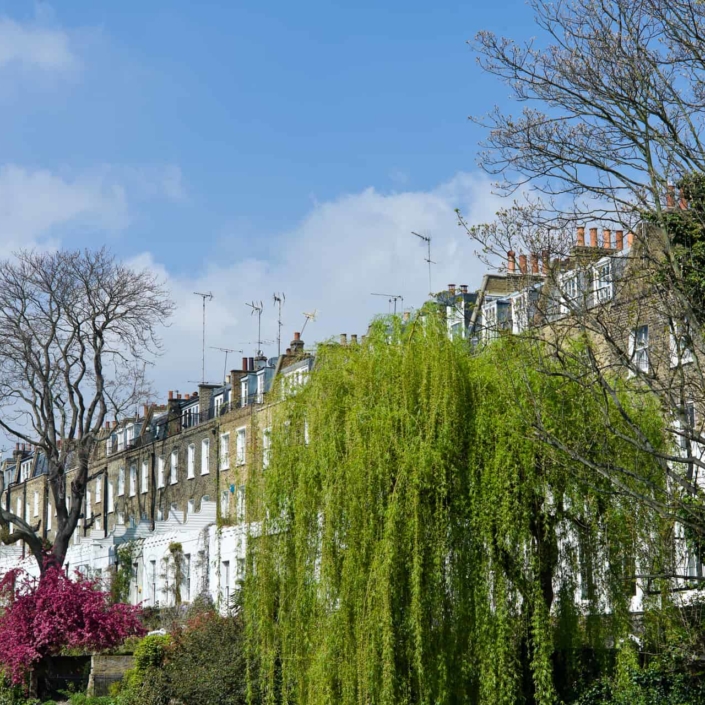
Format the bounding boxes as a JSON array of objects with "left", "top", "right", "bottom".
[
  {"left": 666, "top": 183, "right": 676, "bottom": 208},
  {"left": 541, "top": 250, "right": 550, "bottom": 275},
  {"left": 507, "top": 250, "right": 516, "bottom": 273},
  {"left": 589, "top": 227, "right": 598, "bottom": 247},
  {"left": 603, "top": 229, "right": 611, "bottom": 249},
  {"left": 577, "top": 226, "right": 585, "bottom": 247},
  {"left": 168, "top": 390, "right": 174, "bottom": 400},
  {"left": 530, "top": 252, "right": 539, "bottom": 274},
  {"left": 448, "top": 284, "right": 456, "bottom": 295},
  {"left": 615, "top": 231, "right": 624, "bottom": 251},
  {"left": 518, "top": 253, "right": 528, "bottom": 274},
  {"left": 627, "top": 231, "right": 635, "bottom": 248}
]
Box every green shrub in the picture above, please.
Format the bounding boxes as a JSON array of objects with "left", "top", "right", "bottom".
[{"left": 132, "top": 634, "right": 170, "bottom": 672}]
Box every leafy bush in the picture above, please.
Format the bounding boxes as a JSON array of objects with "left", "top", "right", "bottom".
[
  {"left": 117, "top": 608, "right": 247, "bottom": 705},
  {"left": 0, "top": 566, "right": 144, "bottom": 684}
]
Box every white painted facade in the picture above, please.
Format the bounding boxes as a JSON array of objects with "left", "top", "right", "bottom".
[{"left": 0, "top": 500, "right": 247, "bottom": 612}]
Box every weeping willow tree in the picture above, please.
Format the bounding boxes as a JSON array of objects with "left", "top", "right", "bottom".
[{"left": 244, "top": 317, "right": 671, "bottom": 705}]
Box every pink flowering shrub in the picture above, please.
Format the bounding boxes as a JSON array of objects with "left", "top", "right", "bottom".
[{"left": 0, "top": 565, "right": 144, "bottom": 684}]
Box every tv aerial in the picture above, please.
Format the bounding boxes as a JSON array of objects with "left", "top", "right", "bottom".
[
  {"left": 411, "top": 231, "right": 435, "bottom": 295},
  {"left": 193, "top": 292, "right": 213, "bottom": 384},
  {"left": 273, "top": 293, "right": 286, "bottom": 357},
  {"left": 246, "top": 301, "right": 265, "bottom": 357},
  {"left": 371, "top": 292, "right": 404, "bottom": 316},
  {"left": 301, "top": 309, "right": 317, "bottom": 336},
  {"left": 210, "top": 346, "right": 243, "bottom": 383}
]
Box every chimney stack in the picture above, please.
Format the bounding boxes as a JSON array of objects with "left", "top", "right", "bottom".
[
  {"left": 248, "top": 357, "right": 254, "bottom": 371},
  {"left": 351, "top": 334, "right": 358, "bottom": 344},
  {"left": 530, "top": 252, "right": 539, "bottom": 275},
  {"left": 242, "top": 356, "right": 247, "bottom": 371},
  {"left": 541, "top": 250, "right": 549, "bottom": 275},
  {"left": 340, "top": 334, "right": 347, "bottom": 346},
  {"left": 507, "top": 250, "right": 516, "bottom": 273},
  {"left": 680, "top": 190, "right": 689, "bottom": 210},
  {"left": 615, "top": 230, "right": 624, "bottom": 251},
  {"left": 112, "top": 420, "right": 118, "bottom": 428},
  {"left": 666, "top": 183, "right": 676, "bottom": 208},
  {"left": 168, "top": 390, "right": 174, "bottom": 401},
  {"left": 577, "top": 226, "right": 585, "bottom": 247},
  {"left": 177, "top": 393, "right": 182, "bottom": 400},
  {"left": 286, "top": 347, "right": 292, "bottom": 355},
  {"left": 603, "top": 229, "right": 611, "bottom": 249},
  {"left": 627, "top": 231, "right": 635, "bottom": 248},
  {"left": 589, "top": 227, "right": 598, "bottom": 247},
  {"left": 518, "top": 253, "right": 528, "bottom": 274},
  {"left": 291, "top": 332, "right": 304, "bottom": 354},
  {"left": 460, "top": 284, "right": 468, "bottom": 294},
  {"left": 448, "top": 284, "right": 456, "bottom": 295},
  {"left": 184, "top": 393, "right": 190, "bottom": 400}
]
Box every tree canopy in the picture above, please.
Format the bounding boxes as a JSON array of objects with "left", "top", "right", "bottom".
[{"left": 244, "top": 319, "right": 673, "bottom": 705}]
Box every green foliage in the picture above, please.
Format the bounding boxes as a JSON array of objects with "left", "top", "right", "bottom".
[
  {"left": 110, "top": 543, "right": 135, "bottom": 605},
  {"left": 67, "top": 694, "right": 118, "bottom": 705},
  {"left": 132, "top": 634, "right": 171, "bottom": 672},
  {"left": 117, "top": 608, "right": 247, "bottom": 705},
  {"left": 244, "top": 317, "right": 671, "bottom": 705}
]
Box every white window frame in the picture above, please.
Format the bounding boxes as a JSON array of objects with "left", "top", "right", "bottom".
[
  {"left": 256, "top": 374, "right": 265, "bottom": 403},
  {"left": 236, "top": 484, "right": 246, "bottom": 523},
  {"left": 629, "top": 325, "right": 649, "bottom": 373},
  {"left": 157, "top": 456, "right": 165, "bottom": 488},
  {"left": 220, "top": 432, "right": 230, "bottom": 470},
  {"left": 560, "top": 272, "right": 580, "bottom": 314},
  {"left": 170, "top": 450, "right": 178, "bottom": 485},
  {"left": 33, "top": 491, "right": 39, "bottom": 517},
  {"left": 593, "top": 260, "right": 613, "bottom": 304},
  {"left": 20, "top": 461, "right": 31, "bottom": 483},
  {"left": 118, "top": 467, "right": 125, "bottom": 496},
  {"left": 47, "top": 503, "right": 52, "bottom": 531},
  {"left": 107, "top": 481, "right": 114, "bottom": 513},
  {"left": 670, "top": 321, "right": 694, "bottom": 368},
  {"left": 129, "top": 464, "right": 137, "bottom": 497},
  {"left": 86, "top": 490, "right": 92, "bottom": 520},
  {"left": 201, "top": 438, "right": 210, "bottom": 475},
  {"left": 187, "top": 444, "right": 195, "bottom": 479},
  {"left": 220, "top": 489, "right": 230, "bottom": 518},
  {"left": 241, "top": 380, "right": 248, "bottom": 406},
  {"left": 214, "top": 394, "right": 224, "bottom": 417},
  {"left": 236, "top": 427, "right": 246, "bottom": 466},
  {"left": 263, "top": 427, "right": 271, "bottom": 469},
  {"left": 141, "top": 460, "right": 149, "bottom": 494},
  {"left": 95, "top": 477, "right": 102, "bottom": 503}
]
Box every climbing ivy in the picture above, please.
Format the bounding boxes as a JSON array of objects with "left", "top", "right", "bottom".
[
  {"left": 110, "top": 542, "right": 135, "bottom": 604},
  {"left": 244, "top": 317, "right": 670, "bottom": 705}
]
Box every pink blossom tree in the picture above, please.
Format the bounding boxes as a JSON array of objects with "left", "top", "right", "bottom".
[{"left": 0, "top": 563, "right": 144, "bottom": 685}]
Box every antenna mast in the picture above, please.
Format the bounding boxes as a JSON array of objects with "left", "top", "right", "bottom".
[
  {"left": 194, "top": 292, "right": 213, "bottom": 384},
  {"left": 301, "top": 310, "right": 317, "bottom": 336},
  {"left": 273, "top": 293, "right": 286, "bottom": 357},
  {"left": 371, "top": 292, "right": 404, "bottom": 316},
  {"left": 210, "top": 346, "right": 243, "bottom": 383},
  {"left": 246, "top": 301, "right": 265, "bottom": 357},
  {"left": 411, "top": 231, "right": 435, "bottom": 295}
]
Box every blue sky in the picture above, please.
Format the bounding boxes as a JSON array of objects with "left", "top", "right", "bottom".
[{"left": 0, "top": 0, "right": 534, "bottom": 392}]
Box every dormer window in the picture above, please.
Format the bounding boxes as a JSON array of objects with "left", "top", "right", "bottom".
[
  {"left": 125, "top": 424, "right": 135, "bottom": 447},
  {"left": 482, "top": 299, "right": 510, "bottom": 342},
  {"left": 19, "top": 461, "right": 31, "bottom": 482},
  {"left": 560, "top": 272, "right": 582, "bottom": 314},
  {"left": 593, "top": 260, "right": 612, "bottom": 304},
  {"left": 214, "top": 394, "right": 224, "bottom": 416},
  {"left": 256, "top": 374, "right": 265, "bottom": 403},
  {"left": 511, "top": 289, "right": 538, "bottom": 334},
  {"left": 241, "top": 380, "right": 248, "bottom": 406}
]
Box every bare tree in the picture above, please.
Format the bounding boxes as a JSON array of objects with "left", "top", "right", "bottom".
[
  {"left": 463, "top": 0, "right": 705, "bottom": 555},
  {"left": 0, "top": 248, "right": 174, "bottom": 572}
]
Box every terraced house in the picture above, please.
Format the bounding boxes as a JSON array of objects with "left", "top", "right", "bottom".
[
  {"left": 0, "top": 332, "right": 313, "bottom": 608},
  {"left": 442, "top": 202, "right": 705, "bottom": 599}
]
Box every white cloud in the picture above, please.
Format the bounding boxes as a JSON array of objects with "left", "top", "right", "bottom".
[
  {"left": 139, "top": 172, "right": 504, "bottom": 393},
  {"left": 0, "top": 163, "right": 187, "bottom": 256},
  {"left": 0, "top": 17, "right": 77, "bottom": 71}
]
